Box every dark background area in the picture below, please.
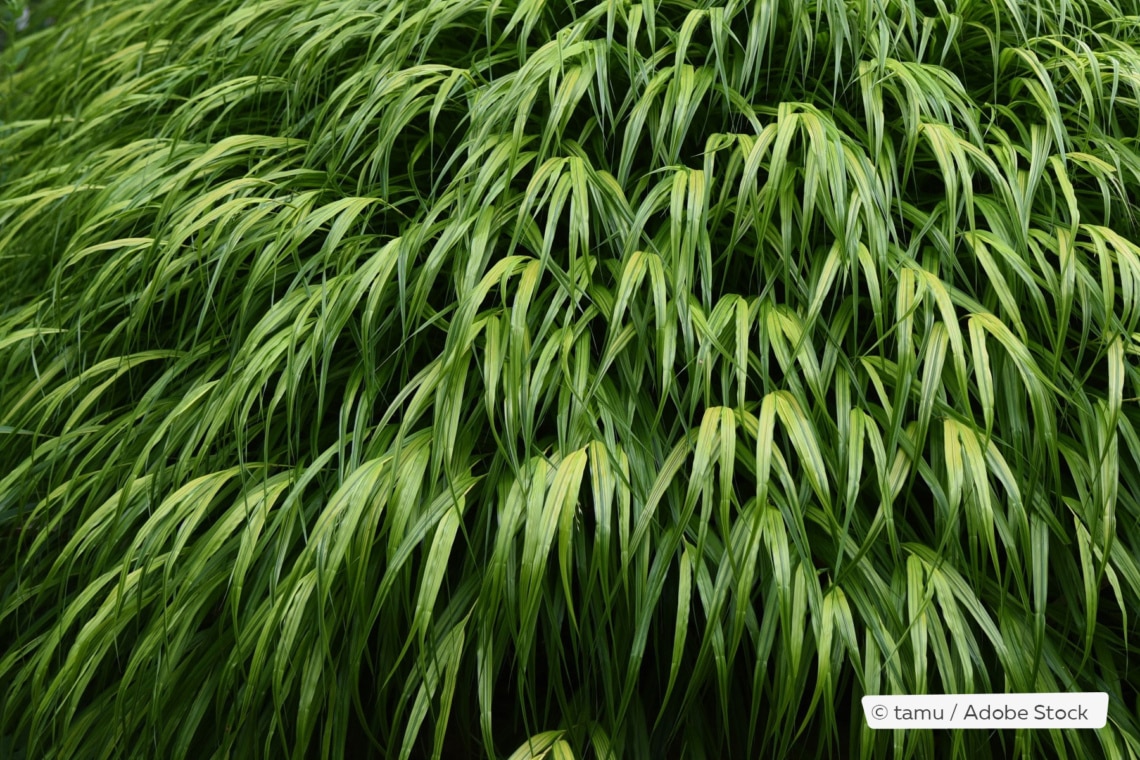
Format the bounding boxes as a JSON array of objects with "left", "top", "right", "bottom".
[{"left": 0, "top": 1, "right": 62, "bottom": 52}]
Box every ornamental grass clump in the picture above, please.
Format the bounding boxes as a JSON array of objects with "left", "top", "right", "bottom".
[{"left": 2, "top": 0, "right": 1140, "bottom": 757}]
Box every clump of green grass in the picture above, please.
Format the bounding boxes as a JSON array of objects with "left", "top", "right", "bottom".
[{"left": 1, "top": 0, "right": 1139, "bottom": 757}]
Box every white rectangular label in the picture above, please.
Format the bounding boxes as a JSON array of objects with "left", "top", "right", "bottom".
[{"left": 862, "top": 693, "right": 1108, "bottom": 729}]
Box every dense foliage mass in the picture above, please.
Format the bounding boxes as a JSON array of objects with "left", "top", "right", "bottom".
[{"left": 2, "top": 0, "right": 1140, "bottom": 757}]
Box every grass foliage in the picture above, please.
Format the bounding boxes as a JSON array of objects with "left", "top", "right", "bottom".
[{"left": 2, "top": 0, "right": 1140, "bottom": 757}]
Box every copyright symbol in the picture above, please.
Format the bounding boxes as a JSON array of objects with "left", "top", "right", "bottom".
[{"left": 871, "top": 705, "right": 889, "bottom": 720}]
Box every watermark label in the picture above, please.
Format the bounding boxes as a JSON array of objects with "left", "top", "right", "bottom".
[{"left": 862, "top": 693, "right": 1108, "bottom": 729}]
